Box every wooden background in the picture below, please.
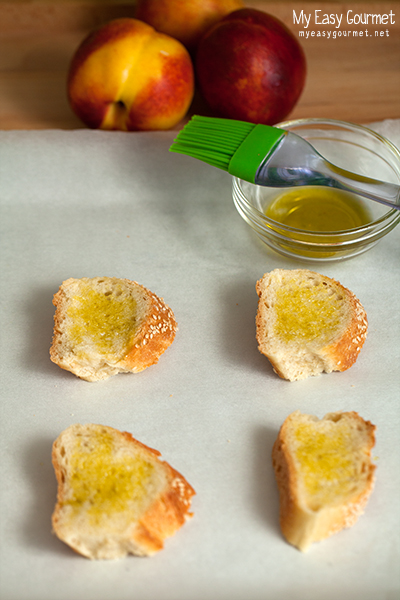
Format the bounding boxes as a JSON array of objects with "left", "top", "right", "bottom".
[{"left": 0, "top": 0, "right": 399, "bottom": 129}]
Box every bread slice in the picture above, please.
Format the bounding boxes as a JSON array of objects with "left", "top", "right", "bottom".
[
  {"left": 272, "top": 411, "right": 376, "bottom": 552},
  {"left": 52, "top": 423, "right": 195, "bottom": 559},
  {"left": 50, "top": 277, "right": 177, "bottom": 381},
  {"left": 256, "top": 269, "right": 368, "bottom": 381}
]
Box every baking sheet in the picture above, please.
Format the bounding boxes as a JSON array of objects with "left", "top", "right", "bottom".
[{"left": 0, "top": 124, "right": 399, "bottom": 600}]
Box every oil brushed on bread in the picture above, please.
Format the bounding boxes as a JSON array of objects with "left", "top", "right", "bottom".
[
  {"left": 272, "top": 411, "right": 376, "bottom": 552},
  {"left": 52, "top": 423, "right": 195, "bottom": 559},
  {"left": 50, "top": 277, "right": 177, "bottom": 381},
  {"left": 256, "top": 269, "right": 368, "bottom": 381}
]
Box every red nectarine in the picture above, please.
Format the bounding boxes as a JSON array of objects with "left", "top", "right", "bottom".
[{"left": 196, "top": 8, "right": 306, "bottom": 125}]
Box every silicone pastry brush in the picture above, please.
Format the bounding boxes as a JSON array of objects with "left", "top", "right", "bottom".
[{"left": 169, "top": 115, "right": 400, "bottom": 210}]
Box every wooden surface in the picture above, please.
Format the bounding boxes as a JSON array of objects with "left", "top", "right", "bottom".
[{"left": 0, "top": 1, "right": 399, "bottom": 130}]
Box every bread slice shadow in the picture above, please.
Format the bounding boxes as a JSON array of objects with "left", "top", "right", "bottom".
[
  {"left": 23, "top": 285, "right": 70, "bottom": 378},
  {"left": 21, "top": 436, "right": 73, "bottom": 557},
  {"left": 252, "top": 425, "right": 281, "bottom": 537},
  {"left": 219, "top": 278, "right": 275, "bottom": 376}
]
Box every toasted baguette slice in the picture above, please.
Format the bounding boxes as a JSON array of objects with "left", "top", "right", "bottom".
[
  {"left": 272, "top": 411, "right": 376, "bottom": 552},
  {"left": 50, "top": 277, "right": 177, "bottom": 382},
  {"left": 256, "top": 269, "right": 368, "bottom": 381},
  {"left": 52, "top": 423, "right": 195, "bottom": 559}
]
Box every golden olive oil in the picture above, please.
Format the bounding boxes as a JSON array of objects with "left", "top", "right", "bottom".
[
  {"left": 265, "top": 187, "right": 371, "bottom": 232},
  {"left": 274, "top": 277, "right": 342, "bottom": 344},
  {"left": 67, "top": 284, "right": 137, "bottom": 357},
  {"left": 264, "top": 187, "right": 372, "bottom": 258},
  {"left": 66, "top": 429, "right": 155, "bottom": 524},
  {"left": 293, "top": 420, "right": 357, "bottom": 509}
]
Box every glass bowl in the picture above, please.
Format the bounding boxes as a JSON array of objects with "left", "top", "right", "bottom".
[{"left": 232, "top": 118, "right": 400, "bottom": 261}]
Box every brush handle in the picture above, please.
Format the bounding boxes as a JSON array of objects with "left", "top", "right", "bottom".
[
  {"left": 228, "top": 124, "right": 284, "bottom": 183},
  {"left": 255, "top": 132, "right": 400, "bottom": 210}
]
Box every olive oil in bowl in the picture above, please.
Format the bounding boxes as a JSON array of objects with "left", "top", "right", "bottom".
[
  {"left": 265, "top": 187, "right": 371, "bottom": 232},
  {"left": 263, "top": 187, "right": 372, "bottom": 258},
  {"left": 232, "top": 119, "right": 400, "bottom": 261}
]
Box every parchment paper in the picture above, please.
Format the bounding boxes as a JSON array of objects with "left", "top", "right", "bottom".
[{"left": 0, "top": 122, "right": 399, "bottom": 600}]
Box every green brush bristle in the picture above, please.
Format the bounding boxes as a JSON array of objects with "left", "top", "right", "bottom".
[{"left": 169, "top": 115, "right": 256, "bottom": 171}]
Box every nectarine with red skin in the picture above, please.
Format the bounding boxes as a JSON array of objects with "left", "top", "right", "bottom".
[{"left": 196, "top": 8, "right": 306, "bottom": 125}]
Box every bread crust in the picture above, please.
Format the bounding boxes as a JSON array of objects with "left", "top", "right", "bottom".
[
  {"left": 52, "top": 424, "right": 195, "bottom": 559},
  {"left": 256, "top": 269, "right": 368, "bottom": 381},
  {"left": 272, "top": 411, "right": 376, "bottom": 552},
  {"left": 50, "top": 277, "right": 177, "bottom": 381}
]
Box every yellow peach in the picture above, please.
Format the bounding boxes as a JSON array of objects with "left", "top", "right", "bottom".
[
  {"left": 67, "top": 18, "right": 194, "bottom": 131},
  {"left": 135, "top": 0, "right": 244, "bottom": 51}
]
